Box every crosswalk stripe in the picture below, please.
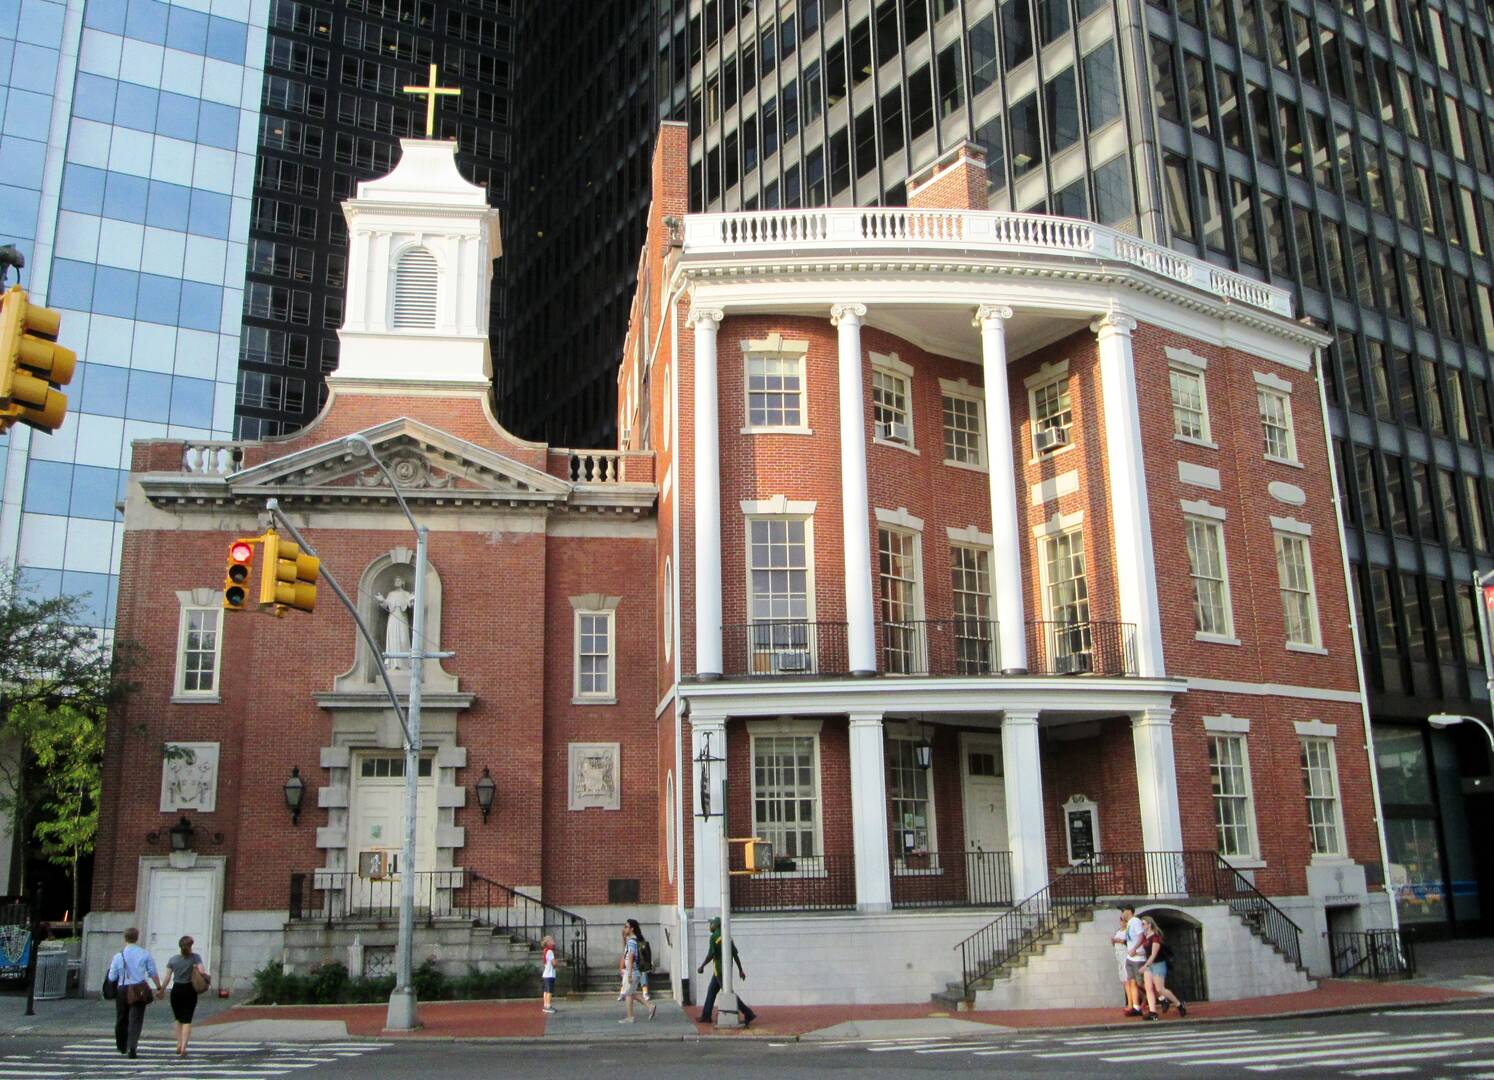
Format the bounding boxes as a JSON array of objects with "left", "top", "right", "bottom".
[
  {"left": 1058, "top": 1026, "right": 1261, "bottom": 1045},
  {"left": 869, "top": 1041, "right": 960, "bottom": 1052},
  {"left": 1374, "top": 1009, "right": 1494, "bottom": 1017},
  {"left": 1344, "top": 1068, "right": 1418, "bottom": 1076},
  {"left": 914, "top": 1043, "right": 1009, "bottom": 1053},
  {"left": 1456, "top": 1060, "right": 1494, "bottom": 1068},
  {"left": 1245, "top": 1043, "right": 1494, "bottom": 1072},
  {"left": 1042, "top": 1031, "right": 1384, "bottom": 1060},
  {"left": 1172, "top": 1034, "right": 1494, "bottom": 1068}
]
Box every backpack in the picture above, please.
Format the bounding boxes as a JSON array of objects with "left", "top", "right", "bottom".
[
  {"left": 1156, "top": 941, "right": 1174, "bottom": 966},
  {"left": 637, "top": 939, "right": 653, "bottom": 974}
]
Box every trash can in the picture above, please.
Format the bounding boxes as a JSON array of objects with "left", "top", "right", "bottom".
[{"left": 34, "top": 946, "right": 67, "bottom": 1000}]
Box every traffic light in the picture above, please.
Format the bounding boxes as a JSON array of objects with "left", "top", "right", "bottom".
[
  {"left": 1483, "top": 583, "right": 1494, "bottom": 614},
  {"left": 223, "top": 540, "right": 254, "bottom": 610},
  {"left": 743, "top": 838, "right": 775, "bottom": 873},
  {"left": 259, "top": 528, "right": 319, "bottom": 612},
  {"left": 0, "top": 285, "right": 75, "bottom": 435}
]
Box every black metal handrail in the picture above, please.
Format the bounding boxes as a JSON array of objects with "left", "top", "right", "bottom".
[
  {"left": 1025, "top": 620, "right": 1138, "bottom": 676},
  {"left": 879, "top": 619, "right": 1000, "bottom": 675},
  {"left": 720, "top": 621, "right": 849, "bottom": 677},
  {"left": 890, "top": 849, "right": 1014, "bottom": 908},
  {"left": 1329, "top": 928, "right": 1415, "bottom": 979},
  {"left": 957, "top": 858, "right": 1099, "bottom": 998},
  {"left": 287, "top": 869, "right": 589, "bottom": 990},
  {"left": 729, "top": 854, "right": 857, "bottom": 911},
  {"left": 1209, "top": 858, "right": 1304, "bottom": 970}
]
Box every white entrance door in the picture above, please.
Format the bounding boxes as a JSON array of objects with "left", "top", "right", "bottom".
[
  {"left": 146, "top": 868, "right": 214, "bottom": 977},
  {"left": 961, "top": 733, "right": 1011, "bottom": 903},
  {"left": 350, "top": 755, "right": 437, "bottom": 913}
]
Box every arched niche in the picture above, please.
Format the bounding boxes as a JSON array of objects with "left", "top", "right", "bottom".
[{"left": 332, "top": 546, "right": 457, "bottom": 695}]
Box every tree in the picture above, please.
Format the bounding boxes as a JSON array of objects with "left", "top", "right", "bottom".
[{"left": 0, "top": 568, "right": 133, "bottom": 905}]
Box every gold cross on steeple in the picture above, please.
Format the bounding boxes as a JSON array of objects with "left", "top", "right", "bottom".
[{"left": 402, "top": 64, "right": 461, "bottom": 138}]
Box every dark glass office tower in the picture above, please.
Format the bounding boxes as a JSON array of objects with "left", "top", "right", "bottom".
[{"left": 235, "top": 0, "right": 516, "bottom": 439}]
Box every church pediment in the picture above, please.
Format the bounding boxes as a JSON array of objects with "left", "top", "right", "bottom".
[{"left": 219, "top": 418, "right": 571, "bottom": 506}]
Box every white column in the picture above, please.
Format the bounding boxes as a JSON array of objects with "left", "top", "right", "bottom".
[
  {"left": 976, "top": 305, "right": 1028, "bottom": 673},
  {"left": 1092, "top": 311, "right": 1165, "bottom": 677},
  {"left": 691, "top": 714, "right": 727, "bottom": 912},
  {"left": 1132, "top": 707, "right": 1185, "bottom": 894},
  {"left": 691, "top": 307, "right": 725, "bottom": 679},
  {"left": 832, "top": 302, "right": 877, "bottom": 676},
  {"left": 848, "top": 713, "right": 892, "bottom": 912},
  {"left": 1001, "top": 709, "right": 1049, "bottom": 898}
]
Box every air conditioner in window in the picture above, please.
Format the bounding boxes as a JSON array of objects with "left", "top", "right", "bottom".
[
  {"left": 1034, "top": 427, "right": 1069, "bottom": 453},
  {"left": 774, "top": 650, "right": 813, "bottom": 673},
  {"left": 876, "top": 420, "right": 910, "bottom": 443},
  {"left": 1055, "top": 651, "right": 1094, "bottom": 675}
]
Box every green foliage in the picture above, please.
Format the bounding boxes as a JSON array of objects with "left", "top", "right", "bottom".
[{"left": 249, "top": 960, "right": 540, "bottom": 1004}]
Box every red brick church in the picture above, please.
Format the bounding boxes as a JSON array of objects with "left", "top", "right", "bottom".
[{"left": 87, "top": 127, "right": 1396, "bottom": 1009}]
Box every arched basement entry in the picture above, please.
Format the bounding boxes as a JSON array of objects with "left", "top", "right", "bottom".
[{"left": 1139, "top": 907, "right": 1209, "bottom": 1003}]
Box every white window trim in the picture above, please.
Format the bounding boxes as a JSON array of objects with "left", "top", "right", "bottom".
[
  {"left": 1032, "top": 509, "right": 1084, "bottom": 538},
  {"left": 1255, "top": 374, "right": 1301, "bottom": 467},
  {"left": 871, "top": 351, "right": 918, "bottom": 454},
  {"left": 662, "top": 557, "right": 674, "bottom": 663},
  {"left": 741, "top": 496, "right": 818, "bottom": 516},
  {"left": 877, "top": 522, "right": 928, "bottom": 659},
  {"left": 748, "top": 724, "right": 826, "bottom": 874},
  {"left": 1208, "top": 731, "right": 1262, "bottom": 863},
  {"left": 741, "top": 335, "right": 812, "bottom": 435},
  {"left": 570, "top": 597, "right": 620, "bottom": 704},
  {"left": 875, "top": 506, "right": 925, "bottom": 532},
  {"left": 173, "top": 589, "right": 223, "bottom": 703},
  {"left": 1027, "top": 364, "right": 1076, "bottom": 461},
  {"left": 886, "top": 721, "right": 940, "bottom": 868},
  {"left": 939, "top": 377, "right": 988, "bottom": 472},
  {"left": 1037, "top": 524, "right": 1087, "bottom": 623},
  {"left": 1185, "top": 512, "right": 1238, "bottom": 644},
  {"left": 948, "top": 524, "right": 995, "bottom": 547},
  {"left": 743, "top": 512, "right": 819, "bottom": 635},
  {"left": 1300, "top": 734, "right": 1350, "bottom": 863},
  {"left": 1169, "top": 362, "right": 1218, "bottom": 449},
  {"left": 1273, "top": 529, "right": 1323, "bottom": 651}
]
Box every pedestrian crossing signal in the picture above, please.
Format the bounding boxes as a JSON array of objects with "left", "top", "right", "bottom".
[
  {"left": 259, "top": 528, "right": 319, "bottom": 612},
  {"left": 743, "top": 838, "right": 774, "bottom": 873},
  {"left": 223, "top": 540, "right": 254, "bottom": 610}
]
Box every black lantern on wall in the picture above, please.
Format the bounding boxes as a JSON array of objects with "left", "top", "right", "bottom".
[
  {"left": 283, "top": 766, "right": 305, "bottom": 825},
  {"left": 913, "top": 728, "right": 934, "bottom": 771},
  {"left": 168, "top": 815, "right": 194, "bottom": 852},
  {"left": 474, "top": 767, "right": 497, "bottom": 822}
]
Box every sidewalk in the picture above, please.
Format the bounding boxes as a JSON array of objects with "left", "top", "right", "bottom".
[{"left": 0, "top": 986, "right": 236, "bottom": 1037}]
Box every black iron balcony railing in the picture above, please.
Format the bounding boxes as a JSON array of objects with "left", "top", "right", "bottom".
[
  {"left": 880, "top": 619, "right": 1000, "bottom": 675},
  {"left": 728, "top": 854, "right": 857, "bottom": 912},
  {"left": 890, "top": 848, "right": 1014, "bottom": 908},
  {"left": 721, "top": 621, "right": 849, "bottom": 677},
  {"left": 1026, "top": 620, "right": 1138, "bottom": 676}
]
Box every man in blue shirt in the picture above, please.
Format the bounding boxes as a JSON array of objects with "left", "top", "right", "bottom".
[{"left": 107, "top": 927, "right": 163, "bottom": 1057}]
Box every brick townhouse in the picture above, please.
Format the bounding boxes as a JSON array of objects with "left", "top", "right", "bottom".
[{"left": 87, "top": 126, "right": 1393, "bottom": 1010}]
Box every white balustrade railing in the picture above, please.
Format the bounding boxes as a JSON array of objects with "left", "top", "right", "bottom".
[
  {"left": 683, "top": 209, "right": 1293, "bottom": 318},
  {"left": 181, "top": 441, "right": 245, "bottom": 476},
  {"left": 562, "top": 449, "right": 623, "bottom": 484}
]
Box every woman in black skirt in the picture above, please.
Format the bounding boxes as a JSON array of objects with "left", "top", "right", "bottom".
[{"left": 161, "top": 936, "right": 208, "bottom": 1057}]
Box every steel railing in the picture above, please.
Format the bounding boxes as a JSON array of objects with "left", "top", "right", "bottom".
[
  {"left": 879, "top": 619, "right": 1000, "bottom": 676},
  {"left": 728, "top": 854, "right": 857, "bottom": 912},
  {"left": 1025, "top": 620, "right": 1138, "bottom": 676},
  {"left": 957, "top": 858, "right": 1101, "bottom": 997},
  {"left": 720, "top": 621, "right": 849, "bottom": 677},
  {"left": 1328, "top": 928, "right": 1415, "bottom": 979},
  {"left": 890, "top": 849, "right": 1014, "bottom": 908},
  {"left": 288, "top": 870, "right": 588, "bottom": 990}
]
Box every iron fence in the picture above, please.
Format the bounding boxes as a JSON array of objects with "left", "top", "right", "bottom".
[
  {"left": 879, "top": 619, "right": 1001, "bottom": 676},
  {"left": 720, "top": 621, "right": 849, "bottom": 677},
  {"left": 728, "top": 855, "right": 857, "bottom": 912},
  {"left": 890, "top": 849, "right": 1014, "bottom": 908},
  {"left": 1025, "top": 620, "right": 1138, "bottom": 676},
  {"left": 1329, "top": 928, "right": 1414, "bottom": 979}
]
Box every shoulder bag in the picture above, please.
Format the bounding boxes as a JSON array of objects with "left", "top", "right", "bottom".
[
  {"left": 102, "top": 954, "right": 120, "bottom": 1001},
  {"left": 190, "top": 967, "right": 210, "bottom": 994},
  {"left": 125, "top": 981, "right": 154, "bottom": 1006}
]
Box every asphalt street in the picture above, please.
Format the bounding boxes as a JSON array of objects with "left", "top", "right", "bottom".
[{"left": 1, "top": 1003, "right": 1493, "bottom": 1078}]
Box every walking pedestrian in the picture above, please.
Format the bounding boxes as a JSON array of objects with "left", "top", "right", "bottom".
[
  {"left": 626, "top": 919, "right": 654, "bottom": 1004},
  {"left": 618, "top": 920, "right": 656, "bottom": 1023},
  {"left": 540, "top": 935, "right": 558, "bottom": 1015},
  {"left": 1139, "top": 916, "right": 1186, "bottom": 1020},
  {"left": 106, "top": 927, "right": 163, "bottom": 1059},
  {"left": 695, "top": 916, "right": 756, "bottom": 1028},
  {"left": 1120, "top": 904, "right": 1147, "bottom": 1017},
  {"left": 1110, "top": 908, "right": 1134, "bottom": 1010},
  {"left": 160, "top": 935, "right": 208, "bottom": 1056}
]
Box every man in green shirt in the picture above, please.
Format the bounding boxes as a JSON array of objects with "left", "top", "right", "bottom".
[{"left": 696, "top": 917, "right": 757, "bottom": 1026}]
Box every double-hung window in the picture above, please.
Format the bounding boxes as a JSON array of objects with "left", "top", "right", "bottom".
[
  {"left": 752, "top": 732, "right": 820, "bottom": 860},
  {"left": 878, "top": 527, "right": 923, "bottom": 673},
  {"left": 941, "top": 387, "right": 985, "bottom": 467},
  {"left": 1170, "top": 365, "right": 1210, "bottom": 442},
  {"left": 175, "top": 606, "right": 223, "bottom": 697},
  {"left": 1031, "top": 376, "right": 1073, "bottom": 454},
  {"left": 1275, "top": 529, "right": 1321, "bottom": 647},
  {"left": 1301, "top": 736, "right": 1344, "bottom": 856},
  {"left": 1043, "top": 526, "right": 1092, "bottom": 670},
  {"left": 1185, "top": 515, "right": 1234, "bottom": 638},
  {"left": 745, "top": 345, "right": 807, "bottom": 430},
  {"left": 1209, "top": 734, "right": 1257, "bottom": 858},
  {"left": 872, "top": 354, "right": 914, "bottom": 447},
  {"left": 1257, "top": 374, "right": 1298, "bottom": 462},
  {"left": 889, "top": 737, "right": 936, "bottom": 857},
  {"left": 950, "top": 544, "right": 996, "bottom": 673},
  {"left": 574, "top": 609, "right": 615, "bottom": 700},
  {"left": 747, "top": 516, "right": 813, "bottom": 672}
]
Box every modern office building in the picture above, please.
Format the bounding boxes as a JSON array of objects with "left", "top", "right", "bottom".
[{"left": 503, "top": 0, "right": 1494, "bottom": 935}]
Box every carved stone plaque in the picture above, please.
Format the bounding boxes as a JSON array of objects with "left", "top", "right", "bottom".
[
  {"left": 161, "top": 742, "right": 220, "bottom": 813},
  {"left": 568, "top": 742, "right": 620, "bottom": 811}
]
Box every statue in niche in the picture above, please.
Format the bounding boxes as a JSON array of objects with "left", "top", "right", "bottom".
[{"left": 376, "top": 577, "right": 415, "bottom": 670}]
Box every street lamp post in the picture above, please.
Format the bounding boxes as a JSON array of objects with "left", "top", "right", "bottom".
[{"left": 1427, "top": 713, "right": 1494, "bottom": 759}]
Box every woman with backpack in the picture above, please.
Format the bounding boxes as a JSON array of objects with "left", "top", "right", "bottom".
[
  {"left": 626, "top": 919, "right": 654, "bottom": 1006},
  {"left": 1138, "top": 915, "right": 1186, "bottom": 1019},
  {"left": 618, "top": 920, "right": 656, "bottom": 1023}
]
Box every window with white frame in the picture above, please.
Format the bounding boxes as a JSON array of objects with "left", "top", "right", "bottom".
[
  {"left": 1275, "top": 531, "right": 1320, "bottom": 646},
  {"left": 1209, "top": 734, "right": 1257, "bottom": 858},
  {"left": 879, "top": 527, "right": 922, "bottom": 673},
  {"left": 176, "top": 607, "right": 222, "bottom": 696},
  {"left": 1258, "top": 386, "right": 1297, "bottom": 462},
  {"left": 1043, "top": 528, "right": 1092, "bottom": 669},
  {"left": 1300, "top": 736, "right": 1343, "bottom": 856},
  {"left": 950, "top": 544, "right": 996, "bottom": 673},
  {"left": 1185, "top": 517, "right": 1233, "bottom": 637},
  {"left": 1170, "top": 366, "right": 1210, "bottom": 441},
  {"left": 745, "top": 352, "right": 805, "bottom": 428},
  {"left": 752, "top": 733, "right": 819, "bottom": 859},
  {"left": 873, "top": 366, "right": 913, "bottom": 445},
  {"left": 889, "top": 737, "right": 936, "bottom": 856},
  {"left": 747, "top": 517, "right": 812, "bottom": 672},
  {"left": 574, "top": 610, "right": 615, "bottom": 699},
  {"left": 941, "top": 391, "right": 985, "bottom": 467},
  {"left": 1031, "top": 377, "right": 1073, "bottom": 454}
]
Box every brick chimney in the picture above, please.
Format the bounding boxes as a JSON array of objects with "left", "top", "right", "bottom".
[
  {"left": 652, "top": 121, "right": 690, "bottom": 225},
  {"left": 906, "top": 141, "right": 989, "bottom": 211}
]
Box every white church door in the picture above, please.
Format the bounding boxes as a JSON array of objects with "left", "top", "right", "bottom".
[
  {"left": 146, "top": 868, "right": 214, "bottom": 977},
  {"left": 961, "top": 734, "right": 1011, "bottom": 904},
  {"left": 350, "top": 754, "right": 437, "bottom": 914}
]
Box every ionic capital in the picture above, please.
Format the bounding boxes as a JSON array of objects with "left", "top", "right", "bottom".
[
  {"left": 687, "top": 306, "right": 724, "bottom": 330},
  {"left": 1089, "top": 310, "right": 1138, "bottom": 337},
  {"left": 1131, "top": 707, "right": 1175, "bottom": 729},
  {"left": 830, "top": 302, "right": 867, "bottom": 326},
  {"left": 974, "top": 304, "right": 1015, "bottom": 328}
]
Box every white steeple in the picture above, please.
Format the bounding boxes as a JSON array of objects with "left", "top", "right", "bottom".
[{"left": 330, "top": 139, "right": 501, "bottom": 390}]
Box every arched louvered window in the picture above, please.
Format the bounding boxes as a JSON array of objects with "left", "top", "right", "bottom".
[{"left": 392, "top": 247, "right": 438, "bottom": 329}]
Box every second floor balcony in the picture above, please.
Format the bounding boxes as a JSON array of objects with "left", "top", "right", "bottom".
[{"left": 717, "top": 618, "right": 1138, "bottom": 679}]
